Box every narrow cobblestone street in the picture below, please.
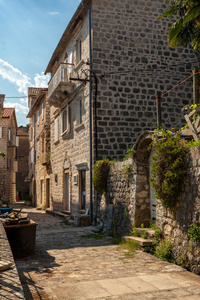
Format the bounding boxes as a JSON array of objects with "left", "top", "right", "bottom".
[{"left": 14, "top": 206, "right": 200, "bottom": 300}]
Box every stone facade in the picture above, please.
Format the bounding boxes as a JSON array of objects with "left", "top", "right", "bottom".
[
  {"left": 27, "top": 88, "right": 50, "bottom": 207},
  {"left": 156, "top": 147, "right": 200, "bottom": 274},
  {"left": 16, "top": 126, "right": 29, "bottom": 199},
  {"left": 0, "top": 94, "right": 18, "bottom": 205},
  {"left": 97, "top": 159, "right": 135, "bottom": 236},
  {"left": 91, "top": 0, "right": 196, "bottom": 160},
  {"left": 43, "top": 0, "right": 196, "bottom": 217}
]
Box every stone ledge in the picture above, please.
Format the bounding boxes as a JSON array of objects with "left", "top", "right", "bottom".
[
  {"left": 124, "top": 236, "right": 153, "bottom": 247},
  {"left": 0, "top": 222, "right": 25, "bottom": 299}
]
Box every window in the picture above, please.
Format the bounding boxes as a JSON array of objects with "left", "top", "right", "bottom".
[
  {"left": 54, "top": 117, "right": 59, "bottom": 142},
  {"left": 0, "top": 126, "right": 2, "bottom": 138},
  {"left": 76, "top": 99, "right": 83, "bottom": 126},
  {"left": 8, "top": 128, "right": 11, "bottom": 141},
  {"left": 67, "top": 51, "right": 74, "bottom": 76},
  {"left": 61, "top": 105, "right": 70, "bottom": 135},
  {"left": 77, "top": 39, "right": 82, "bottom": 63},
  {"left": 31, "top": 149, "right": 34, "bottom": 164}
]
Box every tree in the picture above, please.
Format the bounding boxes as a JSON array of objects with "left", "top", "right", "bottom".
[{"left": 157, "top": 1, "right": 200, "bottom": 53}]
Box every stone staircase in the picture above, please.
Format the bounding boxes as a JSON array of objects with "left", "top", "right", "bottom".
[{"left": 124, "top": 228, "right": 155, "bottom": 247}]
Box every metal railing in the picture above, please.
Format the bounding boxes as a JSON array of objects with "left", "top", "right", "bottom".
[{"left": 48, "top": 63, "right": 74, "bottom": 98}]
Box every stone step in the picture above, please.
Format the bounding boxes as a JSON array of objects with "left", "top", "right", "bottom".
[
  {"left": 124, "top": 236, "right": 153, "bottom": 247},
  {"left": 131, "top": 228, "right": 155, "bottom": 239},
  {"left": 46, "top": 209, "right": 71, "bottom": 220}
]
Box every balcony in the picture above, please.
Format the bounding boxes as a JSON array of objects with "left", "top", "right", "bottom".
[
  {"left": 41, "top": 151, "right": 50, "bottom": 165},
  {"left": 48, "top": 63, "right": 75, "bottom": 107}
]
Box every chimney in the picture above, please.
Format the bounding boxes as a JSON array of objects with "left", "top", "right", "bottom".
[{"left": 0, "top": 94, "right": 5, "bottom": 117}]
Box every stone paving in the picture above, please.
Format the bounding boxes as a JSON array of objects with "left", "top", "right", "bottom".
[
  {"left": 0, "top": 222, "right": 24, "bottom": 299},
  {"left": 13, "top": 206, "right": 200, "bottom": 300}
]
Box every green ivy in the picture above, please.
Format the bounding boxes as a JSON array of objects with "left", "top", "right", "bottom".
[
  {"left": 188, "top": 224, "right": 200, "bottom": 243},
  {"left": 121, "top": 164, "right": 132, "bottom": 182},
  {"left": 93, "top": 158, "right": 111, "bottom": 195},
  {"left": 123, "top": 145, "right": 136, "bottom": 161},
  {"left": 151, "top": 131, "right": 188, "bottom": 210}
]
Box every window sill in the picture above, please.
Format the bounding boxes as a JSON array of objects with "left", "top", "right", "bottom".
[
  {"left": 75, "top": 123, "right": 84, "bottom": 131},
  {"left": 61, "top": 129, "right": 70, "bottom": 136}
]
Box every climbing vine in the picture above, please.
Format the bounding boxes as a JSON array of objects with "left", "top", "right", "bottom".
[
  {"left": 150, "top": 130, "right": 188, "bottom": 210},
  {"left": 93, "top": 158, "right": 111, "bottom": 195}
]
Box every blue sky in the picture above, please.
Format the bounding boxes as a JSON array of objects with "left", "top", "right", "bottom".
[{"left": 0, "top": 0, "right": 81, "bottom": 126}]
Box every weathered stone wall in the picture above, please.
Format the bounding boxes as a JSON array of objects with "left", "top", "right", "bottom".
[
  {"left": 92, "top": 0, "right": 196, "bottom": 160},
  {"left": 156, "top": 147, "right": 200, "bottom": 274},
  {"left": 0, "top": 223, "right": 25, "bottom": 299},
  {"left": 0, "top": 111, "right": 17, "bottom": 205},
  {"left": 97, "top": 159, "right": 136, "bottom": 235}
]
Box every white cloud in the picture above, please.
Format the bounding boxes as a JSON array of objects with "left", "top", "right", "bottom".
[
  {"left": 48, "top": 11, "right": 59, "bottom": 16},
  {"left": 34, "top": 72, "right": 50, "bottom": 87},
  {"left": 20, "top": 97, "right": 28, "bottom": 104},
  {"left": 0, "top": 59, "right": 31, "bottom": 95},
  {"left": 4, "top": 102, "right": 29, "bottom": 115},
  {"left": 0, "top": 59, "right": 50, "bottom": 96}
]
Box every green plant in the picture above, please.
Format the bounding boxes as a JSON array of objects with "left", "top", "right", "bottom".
[
  {"left": 188, "top": 224, "right": 200, "bottom": 243},
  {"left": 123, "top": 145, "right": 136, "bottom": 161},
  {"left": 188, "top": 139, "right": 200, "bottom": 148},
  {"left": 93, "top": 158, "right": 111, "bottom": 195},
  {"left": 176, "top": 252, "right": 189, "bottom": 269},
  {"left": 0, "top": 152, "right": 6, "bottom": 157},
  {"left": 130, "top": 223, "right": 147, "bottom": 239},
  {"left": 154, "top": 239, "right": 174, "bottom": 263},
  {"left": 150, "top": 131, "right": 188, "bottom": 210},
  {"left": 24, "top": 194, "right": 32, "bottom": 201},
  {"left": 121, "top": 164, "right": 132, "bottom": 182},
  {"left": 154, "top": 228, "right": 163, "bottom": 240},
  {"left": 117, "top": 239, "right": 140, "bottom": 259}
]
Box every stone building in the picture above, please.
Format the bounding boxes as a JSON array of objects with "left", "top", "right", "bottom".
[
  {"left": 43, "top": 0, "right": 196, "bottom": 220},
  {"left": 0, "top": 94, "right": 19, "bottom": 205},
  {"left": 16, "top": 126, "right": 29, "bottom": 200},
  {"left": 27, "top": 88, "right": 50, "bottom": 208}
]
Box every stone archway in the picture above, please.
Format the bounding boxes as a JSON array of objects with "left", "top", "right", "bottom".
[{"left": 134, "top": 131, "right": 154, "bottom": 227}]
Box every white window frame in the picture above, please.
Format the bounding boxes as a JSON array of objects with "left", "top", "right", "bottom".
[
  {"left": 54, "top": 117, "right": 59, "bottom": 142},
  {"left": 67, "top": 51, "right": 74, "bottom": 76},
  {"left": 76, "top": 98, "right": 83, "bottom": 126},
  {"left": 61, "top": 105, "right": 69, "bottom": 135},
  {"left": 77, "top": 39, "right": 82, "bottom": 63},
  {"left": 0, "top": 126, "right": 2, "bottom": 138}
]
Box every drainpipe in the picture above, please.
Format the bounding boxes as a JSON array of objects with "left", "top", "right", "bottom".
[
  {"left": 33, "top": 114, "right": 36, "bottom": 207},
  {"left": 82, "top": 1, "right": 93, "bottom": 224}
]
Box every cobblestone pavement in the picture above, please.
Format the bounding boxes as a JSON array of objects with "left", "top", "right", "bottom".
[{"left": 14, "top": 206, "right": 200, "bottom": 300}]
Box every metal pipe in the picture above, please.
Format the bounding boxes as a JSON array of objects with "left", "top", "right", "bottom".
[{"left": 82, "top": 1, "right": 93, "bottom": 224}]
